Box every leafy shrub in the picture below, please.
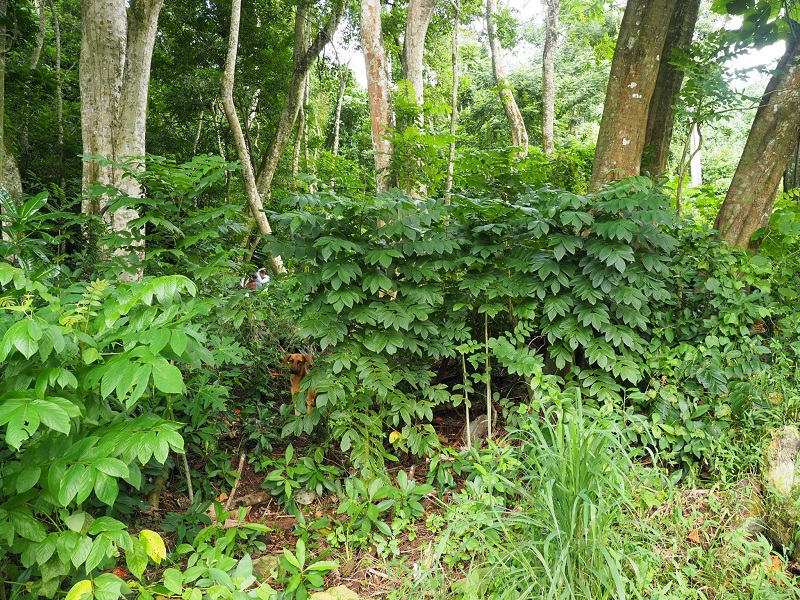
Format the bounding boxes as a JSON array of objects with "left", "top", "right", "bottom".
[{"left": 0, "top": 265, "right": 221, "bottom": 596}]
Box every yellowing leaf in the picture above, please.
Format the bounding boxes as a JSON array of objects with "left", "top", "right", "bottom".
[
  {"left": 140, "top": 529, "right": 167, "bottom": 564},
  {"left": 389, "top": 431, "right": 401, "bottom": 444},
  {"left": 64, "top": 579, "right": 93, "bottom": 600}
]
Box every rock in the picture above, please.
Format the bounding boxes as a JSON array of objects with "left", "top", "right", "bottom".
[
  {"left": 295, "top": 488, "right": 318, "bottom": 505},
  {"left": 252, "top": 555, "right": 282, "bottom": 580},
  {"left": 310, "top": 585, "right": 360, "bottom": 599},
  {"left": 762, "top": 425, "right": 800, "bottom": 560}
]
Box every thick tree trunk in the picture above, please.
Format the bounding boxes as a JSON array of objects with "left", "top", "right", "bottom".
[
  {"left": 255, "top": 0, "right": 344, "bottom": 198},
  {"left": 401, "top": 0, "right": 438, "bottom": 107},
  {"left": 486, "top": 0, "right": 527, "bottom": 155},
  {"left": 785, "top": 132, "right": 800, "bottom": 194},
  {"left": 0, "top": 0, "right": 22, "bottom": 206},
  {"left": 641, "top": 0, "right": 701, "bottom": 177},
  {"left": 80, "top": 0, "right": 163, "bottom": 281},
  {"left": 542, "top": 0, "right": 559, "bottom": 155},
  {"left": 220, "top": 0, "right": 284, "bottom": 274},
  {"left": 361, "top": 0, "right": 395, "bottom": 192},
  {"left": 714, "top": 36, "right": 800, "bottom": 248},
  {"left": 590, "top": 0, "right": 678, "bottom": 190}
]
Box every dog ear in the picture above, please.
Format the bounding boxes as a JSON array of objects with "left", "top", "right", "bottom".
[
  {"left": 284, "top": 354, "right": 291, "bottom": 363},
  {"left": 303, "top": 354, "right": 313, "bottom": 368}
]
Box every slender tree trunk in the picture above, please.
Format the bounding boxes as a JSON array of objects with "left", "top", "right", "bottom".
[
  {"left": 714, "top": 35, "right": 800, "bottom": 248},
  {"left": 47, "top": 0, "right": 66, "bottom": 190},
  {"left": 542, "top": 0, "right": 559, "bottom": 155},
  {"left": 192, "top": 109, "right": 204, "bottom": 156},
  {"left": 361, "top": 0, "right": 395, "bottom": 192},
  {"left": 641, "top": 0, "right": 701, "bottom": 177},
  {"left": 486, "top": 0, "right": 528, "bottom": 155},
  {"left": 590, "top": 0, "right": 678, "bottom": 190},
  {"left": 30, "top": 0, "right": 46, "bottom": 70},
  {"left": 445, "top": 0, "right": 460, "bottom": 201},
  {"left": 220, "top": 0, "right": 284, "bottom": 274},
  {"left": 332, "top": 65, "right": 348, "bottom": 156},
  {"left": 255, "top": 0, "right": 344, "bottom": 198},
  {"left": 292, "top": 104, "right": 305, "bottom": 187}
]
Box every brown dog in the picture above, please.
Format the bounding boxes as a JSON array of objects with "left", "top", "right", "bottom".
[{"left": 285, "top": 353, "right": 316, "bottom": 414}]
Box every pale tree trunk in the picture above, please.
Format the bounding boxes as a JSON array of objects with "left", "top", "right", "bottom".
[
  {"left": 486, "top": 0, "right": 528, "bottom": 156},
  {"left": 221, "top": 0, "right": 284, "bottom": 274},
  {"left": 80, "top": 0, "right": 164, "bottom": 282},
  {"left": 361, "top": 0, "right": 395, "bottom": 192},
  {"left": 401, "top": 0, "right": 438, "bottom": 107},
  {"left": 445, "top": 0, "right": 460, "bottom": 202},
  {"left": 590, "top": 0, "right": 678, "bottom": 190},
  {"left": 255, "top": 0, "right": 345, "bottom": 198},
  {"left": 714, "top": 36, "right": 800, "bottom": 248},
  {"left": 0, "top": 0, "right": 22, "bottom": 206},
  {"left": 30, "top": 0, "right": 46, "bottom": 70},
  {"left": 542, "top": 0, "right": 559, "bottom": 155},
  {"left": 641, "top": 0, "right": 701, "bottom": 177},
  {"left": 331, "top": 65, "right": 348, "bottom": 156}
]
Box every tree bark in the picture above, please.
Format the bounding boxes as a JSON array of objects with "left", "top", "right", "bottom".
[
  {"left": 641, "top": 0, "right": 701, "bottom": 177},
  {"left": 331, "top": 65, "right": 348, "bottom": 156},
  {"left": 30, "top": 0, "right": 46, "bottom": 70},
  {"left": 255, "top": 0, "right": 345, "bottom": 198},
  {"left": 785, "top": 131, "right": 800, "bottom": 194},
  {"left": 542, "top": 0, "right": 559, "bottom": 155},
  {"left": 714, "top": 36, "right": 800, "bottom": 248},
  {"left": 361, "top": 0, "right": 395, "bottom": 192},
  {"left": 47, "top": 0, "right": 66, "bottom": 190},
  {"left": 80, "top": 0, "right": 163, "bottom": 281},
  {"left": 220, "top": 0, "right": 284, "bottom": 274},
  {"left": 486, "top": 0, "right": 527, "bottom": 155},
  {"left": 590, "top": 0, "right": 678, "bottom": 190},
  {"left": 445, "top": 0, "right": 460, "bottom": 201},
  {"left": 0, "top": 0, "right": 22, "bottom": 206},
  {"left": 401, "top": 0, "right": 438, "bottom": 107}
]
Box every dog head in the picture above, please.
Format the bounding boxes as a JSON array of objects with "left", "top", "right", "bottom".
[{"left": 285, "top": 353, "right": 313, "bottom": 375}]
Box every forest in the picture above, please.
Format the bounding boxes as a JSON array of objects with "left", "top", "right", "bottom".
[{"left": 3, "top": 0, "right": 800, "bottom": 598}]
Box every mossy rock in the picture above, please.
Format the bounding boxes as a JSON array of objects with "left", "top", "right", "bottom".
[{"left": 762, "top": 425, "right": 800, "bottom": 560}]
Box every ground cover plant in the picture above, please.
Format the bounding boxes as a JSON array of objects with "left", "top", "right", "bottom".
[{"left": 2, "top": 154, "right": 800, "bottom": 599}]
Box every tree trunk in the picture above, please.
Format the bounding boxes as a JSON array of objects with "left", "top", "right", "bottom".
[
  {"left": 785, "top": 131, "right": 800, "bottom": 194},
  {"left": 30, "top": 0, "right": 46, "bottom": 70},
  {"left": 542, "top": 0, "right": 559, "bottom": 155},
  {"left": 255, "top": 0, "right": 344, "bottom": 198},
  {"left": 714, "top": 35, "right": 800, "bottom": 248},
  {"left": 0, "top": 0, "right": 22, "bottom": 206},
  {"left": 220, "top": 0, "right": 284, "bottom": 274},
  {"left": 331, "top": 65, "right": 348, "bottom": 156},
  {"left": 445, "top": 0, "right": 460, "bottom": 201},
  {"left": 641, "top": 0, "right": 701, "bottom": 177},
  {"left": 486, "top": 0, "right": 528, "bottom": 155},
  {"left": 401, "top": 0, "right": 438, "bottom": 107},
  {"left": 590, "top": 0, "right": 678, "bottom": 190},
  {"left": 361, "top": 0, "right": 395, "bottom": 192},
  {"left": 47, "top": 0, "right": 66, "bottom": 190},
  {"left": 80, "top": 0, "right": 163, "bottom": 282}
]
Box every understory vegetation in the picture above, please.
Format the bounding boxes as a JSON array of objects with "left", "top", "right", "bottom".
[{"left": 3, "top": 152, "right": 800, "bottom": 599}]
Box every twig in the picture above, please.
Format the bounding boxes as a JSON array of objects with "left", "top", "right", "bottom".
[
  {"left": 461, "top": 353, "right": 471, "bottom": 449},
  {"left": 225, "top": 451, "right": 247, "bottom": 511}
]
